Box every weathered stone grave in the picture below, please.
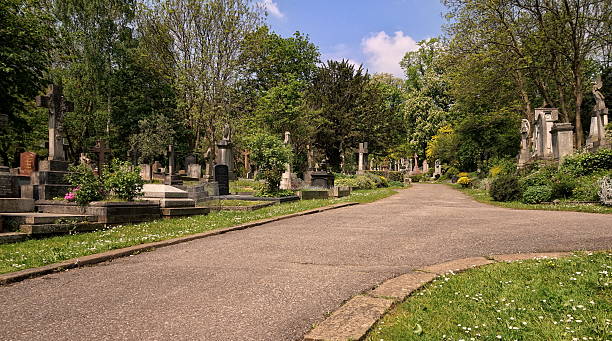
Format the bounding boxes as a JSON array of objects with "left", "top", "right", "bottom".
[
  {"left": 533, "top": 108, "right": 559, "bottom": 159},
  {"left": 215, "top": 164, "right": 230, "bottom": 195},
  {"left": 19, "top": 152, "right": 37, "bottom": 176},
  {"left": 551, "top": 123, "right": 574, "bottom": 160},
  {"left": 433, "top": 159, "right": 442, "bottom": 178},
  {"left": 356, "top": 142, "right": 368, "bottom": 175},
  {"left": 216, "top": 124, "right": 236, "bottom": 180},
  {"left": 142, "top": 184, "right": 208, "bottom": 217},
  {"left": 164, "top": 145, "right": 182, "bottom": 185},
  {"left": 280, "top": 131, "right": 299, "bottom": 190},
  {"left": 586, "top": 76, "right": 609, "bottom": 149},
  {"left": 518, "top": 119, "right": 531, "bottom": 167}
]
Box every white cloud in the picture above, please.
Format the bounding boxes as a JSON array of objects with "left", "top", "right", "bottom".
[
  {"left": 321, "top": 44, "right": 364, "bottom": 69},
  {"left": 361, "top": 31, "right": 418, "bottom": 78},
  {"left": 259, "top": 0, "right": 284, "bottom": 19}
]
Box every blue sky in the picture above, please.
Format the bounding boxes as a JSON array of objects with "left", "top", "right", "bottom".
[{"left": 260, "top": 0, "right": 447, "bottom": 78}]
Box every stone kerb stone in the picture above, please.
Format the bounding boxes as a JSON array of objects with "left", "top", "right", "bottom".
[
  {"left": 303, "top": 295, "right": 394, "bottom": 341},
  {"left": 329, "top": 186, "right": 351, "bottom": 198}
]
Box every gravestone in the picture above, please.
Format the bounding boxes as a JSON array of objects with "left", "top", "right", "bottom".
[
  {"left": 164, "top": 145, "right": 182, "bottom": 185},
  {"left": 280, "top": 131, "right": 299, "bottom": 190},
  {"left": 216, "top": 124, "right": 236, "bottom": 180},
  {"left": 140, "top": 164, "right": 152, "bottom": 181},
  {"left": 518, "top": 119, "right": 531, "bottom": 167},
  {"left": 434, "top": 159, "right": 442, "bottom": 178},
  {"left": 90, "top": 140, "right": 111, "bottom": 172},
  {"left": 422, "top": 160, "right": 429, "bottom": 173},
  {"left": 551, "top": 123, "right": 574, "bottom": 160},
  {"left": 214, "top": 164, "right": 229, "bottom": 195},
  {"left": 241, "top": 150, "right": 251, "bottom": 179},
  {"left": 25, "top": 85, "right": 73, "bottom": 200},
  {"left": 357, "top": 142, "right": 368, "bottom": 175},
  {"left": 411, "top": 154, "right": 421, "bottom": 175},
  {"left": 304, "top": 145, "right": 315, "bottom": 185},
  {"left": 533, "top": 108, "right": 559, "bottom": 159},
  {"left": 187, "top": 164, "right": 201, "bottom": 179},
  {"left": 19, "top": 152, "right": 37, "bottom": 176}
]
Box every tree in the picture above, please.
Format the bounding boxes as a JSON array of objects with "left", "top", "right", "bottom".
[
  {"left": 128, "top": 114, "right": 175, "bottom": 164},
  {"left": 247, "top": 132, "right": 292, "bottom": 193},
  {"left": 308, "top": 60, "right": 370, "bottom": 172},
  {"left": 139, "top": 0, "right": 264, "bottom": 171},
  {"left": 0, "top": 0, "right": 53, "bottom": 164}
]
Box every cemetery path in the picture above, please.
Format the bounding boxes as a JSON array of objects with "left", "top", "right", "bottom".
[{"left": 1, "top": 184, "right": 611, "bottom": 341}]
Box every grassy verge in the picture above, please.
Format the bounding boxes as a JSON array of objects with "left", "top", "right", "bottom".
[
  {"left": 451, "top": 184, "right": 612, "bottom": 214},
  {"left": 0, "top": 187, "right": 400, "bottom": 274},
  {"left": 200, "top": 199, "right": 263, "bottom": 207},
  {"left": 367, "top": 251, "right": 611, "bottom": 341}
]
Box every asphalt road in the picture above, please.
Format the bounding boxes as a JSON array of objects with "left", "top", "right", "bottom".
[{"left": 1, "top": 184, "right": 610, "bottom": 341}]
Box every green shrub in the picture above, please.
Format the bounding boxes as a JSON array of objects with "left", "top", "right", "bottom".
[
  {"left": 247, "top": 132, "right": 292, "bottom": 194},
  {"left": 65, "top": 164, "right": 105, "bottom": 206},
  {"left": 522, "top": 185, "right": 553, "bottom": 204},
  {"left": 485, "top": 157, "right": 517, "bottom": 178},
  {"left": 355, "top": 175, "right": 377, "bottom": 189},
  {"left": 388, "top": 180, "right": 404, "bottom": 187},
  {"left": 335, "top": 177, "right": 360, "bottom": 188},
  {"left": 548, "top": 171, "right": 577, "bottom": 200},
  {"left": 571, "top": 174, "right": 605, "bottom": 202},
  {"left": 561, "top": 149, "right": 612, "bottom": 177},
  {"left": 444, "top": 166, "right": 459, "bottom": 178},
  {"left": 103, "top": 159, "right": 144, "bottom": 201},
  {"left": 489, "top": 174, "right": 521, "bottom": 202},
  {"left": 366, "top": 171, "right": 403, "bottom": 182},
  {"left": 410, "top": 174, "right": 423, "bottom": 182},
  {"left": 518, "top": 167, "right": 555, "bottom": 190}
]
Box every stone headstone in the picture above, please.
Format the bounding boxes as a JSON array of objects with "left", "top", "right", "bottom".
[
  {"left": 422, "top": 160, "right": 429, "bottom": 173},
  {"left": 280, "top": 131, "right": 299, "bottom": 190},
  {"left": 19, "top": 152, "right": 37, "bottom": 176},
  {"left": 90, "top": 140, "right": 111, "bottom": 171},
  {"left": 187, "top": 164, "right": 202, "bottom": 179},
  {"left": 411, "top": 154, "right": 421, "bottom": 175},
  {"left": 518, "top": 119, "right": 531, "bottom": 167},
  {"left": 586, "top": 76, "right": 609, "bottom": 148},
  {"left": 140, "top": 164, "right": 152, "bottom": 181},
  {"left": 434, "top": 159, "right": 442, "bottom": 178},
  {"left": 216, "top": 124, "right": 235, "bottom": 180},
  {"left": 214, "top": 164, "right": 229, "bottom": 195},
  {"left": 241, "top": 150, "right": 251, "bottom": 179},
  {"left": 164, "top": 145, "right": 182, "bottom": 185}
]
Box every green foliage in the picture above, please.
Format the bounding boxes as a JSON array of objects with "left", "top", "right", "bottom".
[
  {"left": 334, "top": 173, "right": 390, "bottom": 190},
  {"left": 550, "top": 171, "right": 578, "bottom": 200},
  {"left": 484, "top": 157, "right": 517, "bottom": 178},
  {"left": 129, "top": 114, "right": 175, "bottom": 163},
  {"left": 522, "top": 186, "right": 553, "bottom": 204},
  {"left": 571, "top": 175, "right": 601, "bottom": 202},
  {"left": 65, "top": 164, "right": 105, "bottom": 206},
  {"left": 518, "top": 166, "right": 556, "bottom": 190},
  {"left": 366, "top": 171, "right": 404, "bottom": 182},
  {"left": 560, "top": 149, "right": 612, "bottom": 177},
  {"left": 444, "top": 166, "right": 459, "bottom": 178},
  {"left": 247, "top": 132, "right": 292, "bottom": 194},
  {"left": 489, "top": 174, "right": 521, "bottom": 202},
  {"left": 0, "top": 0, "right": 53, "bottom": 164},
  {"left": 102, "top": 159, "right": 144, "bottom": 201}
]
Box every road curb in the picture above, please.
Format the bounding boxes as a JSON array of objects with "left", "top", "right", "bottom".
[
  {"left": 0, "top": 202, "right": 359, "bottom": 286},
  {"left": 303, "top": 251, "right": 579, "bottom": 341}
]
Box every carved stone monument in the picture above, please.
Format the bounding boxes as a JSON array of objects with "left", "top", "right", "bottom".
[
  {"left": 356, "top": 142, "right": 368, "bottom": 175},
  {"left": 241, "top": 150, "right": 251, "bottom": 179},
  {"left": 533, "top": 108, "right": 559, "bottom": 159},
  {"left": 19, "top": 152, "right": 37, "bottom": 176},
  {"left": 304, "top": 144, "right": 315, "bottom": 185},
  {"left": 214, "top": 164, "right": 230, "bottom": 195},
  {"left": 586, "top": 76, "right": 609, "bottom": 149},
  {"left": 280, "top": 132, "right": 299, "bottom": 190},
  {"left": 216, "top": 124, "right": 236, "bottom": 181},
  {"left": 433, "top": 159, "right": 442, "bottom": 178},
  {"left": 187, "top": 164, "right": 201, "bottom": 179},
  {"left": 90, "top": 140, "right": 111, "bottom": 172},
  {"left": 410, "top": 154, "right": 421, "bottom": 175},
  {"left": 164, "top": 145, "right": 182, "bottom": 185},
  {"left": 551, "top": 123, "right": 574, "bottom": 160},
  {"left": 422, "top": 159, "right": 429, "bottom": 174},
  {"left": 518, "top": 119, "right": 531, "bottom": 167},
  {"left": 140, "top": 164, "right": 152, "bottom": 181}
]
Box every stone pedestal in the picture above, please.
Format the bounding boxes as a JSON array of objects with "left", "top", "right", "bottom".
[
  {"left": 216, "top": 140, "right": 236, "bottom": 181},
  {"left": 533, "top": 108, "right": 559, "bottom": 159},
  {"left": 140, "top": 164, "right": 152, "bottom": 181},
  {"left": 187, "top": 164, "right": 202, "bottom": 179},
  {"left": 22, "top": 160, "right": 72, "bottom": 200},
  {"left": 551, "top": 123, "right": 574, "bottom": 160}
]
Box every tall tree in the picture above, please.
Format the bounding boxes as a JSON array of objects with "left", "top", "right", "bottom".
[{"left": 0, "top": 0, "right": 53, "bottom": 164}]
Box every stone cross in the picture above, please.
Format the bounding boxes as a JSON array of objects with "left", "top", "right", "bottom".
[
  {"left": 357, "top": 142, "right": 368, "bottom": 174},
  {"left": 36, "top": 85, "right": 73, "bottom": 161},
  {"left": 241, "top": 150, "right": 251, "bottom": 177},
  {"left": 90, "top": 140, "right": 111, "bottom": 171},
  {"left": 167, "top": 145, "right": 175, "bottom": 175}
]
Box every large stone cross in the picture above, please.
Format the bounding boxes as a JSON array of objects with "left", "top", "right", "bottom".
[
  {"left": 167, "top": 145, "right": 175, "bottom": 175},
  {"left": 36, "top": 85, "right": 73, "bottom": 161},
  {"left": 357, "top": 142, "right": 368, "bottom": 173},
  {"left": 90, "top": 140, "right": 111, "bottom": 171}
]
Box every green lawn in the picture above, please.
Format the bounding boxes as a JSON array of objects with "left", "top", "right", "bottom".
[
  {"left": 0, "top": 187, "right": 400, "bottom": 275},
  {"left": 200, "top": 199, "right": 264, "bottom": 206},
  {"left": 367, "top": 252, "right": 611, "bottom": 341},
  {"left": 452, "top": 184, "right": 612, "bottom": 214}
]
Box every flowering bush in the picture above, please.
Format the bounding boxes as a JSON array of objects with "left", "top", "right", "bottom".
[
  {"left": 103, "top": 159, "right": 144, "bottom": 201},
  {"left": 458, "top": 172, "right": 469, "bottom": 178},
  {"left": 64, "top": 188, "right": 78, "bottom": 202},
  {"left": 457, "top": 176, "right": 472, "bottom": 188},
  {"left": 65, "top": 164, "right": 105, "bottom": 206}
]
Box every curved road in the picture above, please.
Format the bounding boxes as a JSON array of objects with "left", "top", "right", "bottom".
[{"left": 1, "top": 184, "right": 611, "bottom": 340}]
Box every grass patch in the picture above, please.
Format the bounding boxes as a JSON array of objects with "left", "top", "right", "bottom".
[
  {"left": 367, "top": 251, "right": 611, "bottom": 341},
  {"left": 451, "top": 184, "right": 612, "bottom": 214},
  {"left": 0, "top": 187, "right": 399, "bottom": 275},
  {"left": 209, "top": 200, "right": 263, "bottom": 206}
]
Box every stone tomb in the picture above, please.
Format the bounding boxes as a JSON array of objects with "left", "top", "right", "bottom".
[
  {"left": 142, "top": 184, "right": 208, "bottom": 217},
  {"left": 551, "top": 123, "right": 574, "bottom": 160},
  {"left": 533, "top": 108, "right": 559, "bottom": 159},
  {"left": 280, "top": 131, "right": 299, "bottom": 190}
]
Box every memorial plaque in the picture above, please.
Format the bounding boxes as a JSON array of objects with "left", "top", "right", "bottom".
[
  {"left": 214, "top": 164, "right": 230, "bottom": 195},
  {"left": 19, "top": 152, "right": 37, "bottom": 176}
]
